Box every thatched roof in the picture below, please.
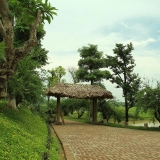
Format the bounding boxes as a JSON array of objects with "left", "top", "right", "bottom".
[{"left": 46, "top": 83, "right": 113, "bottom": 99}]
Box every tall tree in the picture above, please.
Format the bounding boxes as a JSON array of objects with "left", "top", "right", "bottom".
[
  {"left": 0, "top": 0, "right": 57, "bottom": 98},
  {"left": 76, "top": 44, "right": 110, "bottom": 123},
  {"left": 105, "top": 43, "right": 141, "bottom": 122},
  {"left": 76, "top": 44, "right": 110, "bottom": 85}
]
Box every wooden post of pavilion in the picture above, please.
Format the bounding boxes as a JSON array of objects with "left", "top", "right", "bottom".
[
  {"left": 55, "top": 95, "right": 62, "bottom": 125},
  {"left": 92, "top": 98, "right": 97, "bottom": 124}
]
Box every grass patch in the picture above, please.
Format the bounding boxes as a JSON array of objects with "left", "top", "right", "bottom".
[
  {"left": 64, "top": 111, "right": 90, "bottom": 123},
  {"left": 64, "top": 111, "right": 160, "bottom": 132},
  {"left": 0, "top": 101, "right": 60, "bottom": 160},
  {"left": 64, "top": 115, "right": 90, "bottom": 123}
]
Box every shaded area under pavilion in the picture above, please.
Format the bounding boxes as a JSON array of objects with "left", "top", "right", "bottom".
[{"left": 46, "top": 83, "right": 113, "bottom": 124}]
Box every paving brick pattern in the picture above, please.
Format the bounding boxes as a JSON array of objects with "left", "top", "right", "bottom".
[{"left": 52, "top": 120, "right": 160, "bottom": 160}]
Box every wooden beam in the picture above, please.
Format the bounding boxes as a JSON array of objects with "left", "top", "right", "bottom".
[
  {"left": 93, "top": 98, "right": 97, "bottom": 124},
  {"left": 60, "top": 108, "right": 65, "bottom": 125},
  {"left": 55, "top": 96, "right": 62, "bottom": 125}
]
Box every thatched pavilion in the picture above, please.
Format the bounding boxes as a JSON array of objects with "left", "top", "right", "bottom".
[{"left": 46, "top": 83, "right": 113, "bottom": 124}]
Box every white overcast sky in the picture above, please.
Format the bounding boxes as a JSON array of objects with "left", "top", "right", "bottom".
[{"left": 42, "top": 0, "right": 160, "bottom": 101}]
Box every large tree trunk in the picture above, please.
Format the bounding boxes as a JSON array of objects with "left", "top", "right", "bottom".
[
  {"left": 0, "top": 0, "right": 14, "bottom": 98},
  {"left": 0, "top": 1, "right": 42, "bottom": 99},
  {"left": 7, "top": 95, "right": 17, "bottom": 110}
]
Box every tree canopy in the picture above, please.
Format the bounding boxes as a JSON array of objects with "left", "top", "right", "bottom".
[
  {"left": 47, "top": 66, "right": 66, "bottom": 87},
  {"left": 54, "top": 66, "right": 66, "bottom": 83},
  {"left": 76, "top": 44, "right": 110, "bottom": 84}
]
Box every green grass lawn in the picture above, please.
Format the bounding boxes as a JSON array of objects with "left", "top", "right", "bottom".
[
  {"left": 0, "top": 101, "right": 60, "bottom": 160},
  {"left": 63, "top": 109, "right": 160, "bottom": 132}
]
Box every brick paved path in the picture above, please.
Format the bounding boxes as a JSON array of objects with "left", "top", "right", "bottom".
[{"left": 51, "top": 120, "right": 160, "bottom": 160}]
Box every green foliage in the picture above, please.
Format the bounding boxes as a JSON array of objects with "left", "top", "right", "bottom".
[
  {"left": 54, "top": 66, "right": 66, "bottom": 83},
  {"left": 14, "top": 23, "right": 46, "bottom": 46},
  {"left": 61, "top": 98, "right": 90, "bottom": 118},
  {"left": 105, "top": 43, "right": 141, "bottom": 122},
  {"left": 61, "top": 98, "right": 73, "bottom": 116},
  {"left": 46, "top": 99, "right": 57, "bottom": 123},
  {"left": 64, "top": 112, "right": 90, "bottom": 123},
  {"left": 8, "top": 45, "right": 48, "bottom": 106},
  {"left": 9, "top": 0, "right": 57, "bottom": 24},
  {"left": 47, "top": 69, "right": 57, "bottom": 87},
  {"left": 47, "top": 99, "right": 57, "bottom": 111},
  {"left": 73, "top": 99, "right": 90, "bottom": 118},
  {"left": 47, "top": 134, "right": 60, "bottom": 160},
  {"left": 112, "top": 107, "right": 125, "bottom": 123},
  {"left": 9, "top": 0, "right": 57, "bottom": 46},
  {"left": 30, "top": 45, "right": 49, "bottom": 67},
  {"left": 0, "top": 102, "right": 60, "bottom": 160},
  {"left": 0, "top": 0, "right": 57, "bottom": 99},
  {"left": 47, "top": 66, "right": 66, "bottom": 86},
  {"left": 98, "top": 99, "right": 113, "bottom": 121},
  {"left": 76, "top": 44, "right": 110, "bottom": 84},
  {"left": 136, "top": 80, "right": 160, "bottom": 123},
  {"left": 98, "top": 99, "right": 124, "bottom": 123}
]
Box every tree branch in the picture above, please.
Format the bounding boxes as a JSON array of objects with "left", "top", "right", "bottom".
[
  {"left": 0, "top": 0, "right": 10, "bottom": 17},
  {"left": 14, "top": 10, "right": 42, "bottom": 64},
  {"left": 0, "top": 20, "right": 6, "bottom": 38},
  {"left": 0, "top": 0, "right": 14, "bottom": 52},
  {"left": 117, "top": 73, "right": 123, "bottom": 83}
]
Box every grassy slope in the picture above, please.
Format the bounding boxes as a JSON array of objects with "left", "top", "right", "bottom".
[{"left": 0, "top": 102, "right": 60, "bottom": 160}]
